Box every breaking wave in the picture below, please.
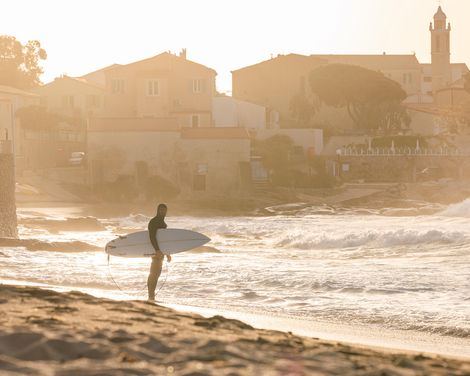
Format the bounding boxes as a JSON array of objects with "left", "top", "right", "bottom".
[
  {"left": 275, "top": 228, "right": 467, "bottom": 250},
  {"left": 439, "top": 198, "right": 470, "bottom": 218}
]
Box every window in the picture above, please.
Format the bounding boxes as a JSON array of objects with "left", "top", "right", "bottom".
[
  {"left": 147, "top": 79, "right": 160, "bottom": 96},
  {"left": 86, "top": 95, "right": 100, "bottom": 108},
  {"left": 192, "top": 79, "right": 204, "bottom": 93},
  {"left": 62, "top": 95, "right": 74, "bottom": 108},
  {"left": 402, "top": 73, "right": 413, "bottom": 85},
  {"left": 435, "top": 36, "right": 441, "bottom": 53},
  {"left": 111, "top": 79, "right": 125, "bottom": 94},
  {"left": 191, "top": 114, "right": 200, "bottom": 128}
]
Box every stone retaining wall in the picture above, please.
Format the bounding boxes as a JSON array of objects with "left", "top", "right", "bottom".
[{"left": 0, "top": 152, "right": 17, "bottom": 237}]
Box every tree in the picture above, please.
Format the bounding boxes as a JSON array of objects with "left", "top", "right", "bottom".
[
  {"left": 0, "top": 35, "right": 47, "bottom": 89},
  {"left": 309, "top": 64, "right": 408, "bottom": 132},
  {"left": 289, "top": 77, "right": 319, "bottom": 127},
  {"left": 376, "top": 101, "right": 411, "bottom": 134},
  {"left": 253, "top": 135, "right": 295, "bottom": 186},
  {"left": 16, "top": 106, "right": 62, "bottom": 131},
  {"left": 253, "top": 134, "right": 294, "bottom": 172},
  {"left": 289, "top": 91, "right": 317, "bottom": 127}
]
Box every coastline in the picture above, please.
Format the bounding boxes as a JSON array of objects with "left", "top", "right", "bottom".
[
  {"left": 0, "top": 283, "right": 469, "bottom": 375},
  {"left": 165, "top": 303, "right": 470, "bottom": 360}
]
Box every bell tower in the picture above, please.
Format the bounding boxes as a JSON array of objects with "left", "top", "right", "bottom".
[{"left": 430, "top": 6, "right": 452, "bottom": 94}]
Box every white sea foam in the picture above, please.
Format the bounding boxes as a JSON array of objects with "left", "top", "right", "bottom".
[
  {"left": 439, "top": 198, "right": 470, "bottom": 217},
  {"left": 275, "top": 228, "right": 467, "bottom": 250},
  {"left": 1, "top": 206, "right": 469, "bottom": 342}
]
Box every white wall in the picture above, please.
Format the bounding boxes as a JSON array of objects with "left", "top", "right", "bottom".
[
  {"left": 408, "top": 109, "right": 446, "bottom": 136},
  {"left": 255, "top": 128, "right": 323, "bottom": 155},
  {"left": 212, "top": 96, "right": 271, "bottom": 129}
]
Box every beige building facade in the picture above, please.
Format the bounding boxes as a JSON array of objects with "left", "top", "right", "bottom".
[
  {"left": 232, "top": 54, "right": 325, "bottom": 128},
  {"left": 32, "top": 76, "right": 105, "bottom": 118},
  {"left": 101, "top": 51, "right": 216, "bottom": 128},
  {"left": 87, "top": 122, "right": 251, "bottom": 194},
  {"left": 0, "top": 85, "right": 39, "bottom": 172}
]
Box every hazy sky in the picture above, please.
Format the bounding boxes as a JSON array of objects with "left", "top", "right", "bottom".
[{"left": 3, "top": 0, "right": 470, "bottom": 93}]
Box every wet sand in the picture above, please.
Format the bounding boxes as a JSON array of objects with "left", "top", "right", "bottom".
[{"left": 0, "top": 284, "right": 469, "bottom": 376}]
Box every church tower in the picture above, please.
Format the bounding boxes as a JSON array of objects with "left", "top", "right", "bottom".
[{"left": 430, "top": 6, "right": 452, "bottom": 94}]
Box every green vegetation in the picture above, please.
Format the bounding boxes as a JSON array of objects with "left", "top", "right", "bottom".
[
  {"left": 145, "top": 175, "right": 180, "bottom": 201},
  {"left": 253, "top": 135, "right": 334, "bottom": 188},
  {"left": 309, "top": 64, "right": 409, "bottom": 133},
  {"left": 253, "top": 134, "right": 293, "bottom": 176},
  {"left": 289, "top": 91, "right": 317, "bottom": 127},
  {"left": 371, "top": 135, "right": 427, "bottom": 149},
  {"left": 0, "top": 35, "right": 46, "bottom": 89},
  {"left": 16, "top": 106, "right": 63, "bottom": 131},
  {"left": 17, "top": 105, "right": 86, "bottom": 134}
]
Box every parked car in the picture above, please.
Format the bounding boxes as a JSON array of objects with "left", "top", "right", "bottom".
[{"left": 68, "top": 152, "right": 85, "bottom": 166}]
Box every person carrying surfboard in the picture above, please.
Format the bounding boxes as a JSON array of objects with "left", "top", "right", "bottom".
[{"left": 147, "top": 203, "right": 171, "bottom": 301}]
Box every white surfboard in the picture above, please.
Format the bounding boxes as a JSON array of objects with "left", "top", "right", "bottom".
[{"left": 105, "top": 229, "right": 211, "bottom": 258}]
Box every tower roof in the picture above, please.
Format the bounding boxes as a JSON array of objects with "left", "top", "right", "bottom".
[{"left": 434, "top": 6, "right": 447, "bottom": 20}]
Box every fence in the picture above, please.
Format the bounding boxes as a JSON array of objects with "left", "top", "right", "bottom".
[{"left": 339, "top": 147, "right": 467, "bottom": 157}]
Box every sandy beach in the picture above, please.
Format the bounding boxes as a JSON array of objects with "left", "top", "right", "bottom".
[{"left": 0, "top": 284, "right": 469, "bottom": 376}]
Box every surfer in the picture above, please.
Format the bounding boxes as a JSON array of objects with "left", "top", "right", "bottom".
[{"left": 147, "top": 203, "right": 171, "bottom": 301}]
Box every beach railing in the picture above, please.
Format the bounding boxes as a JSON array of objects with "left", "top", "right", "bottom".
[{"left": 339, "top": 147, "right": 466, "bottom": 157}]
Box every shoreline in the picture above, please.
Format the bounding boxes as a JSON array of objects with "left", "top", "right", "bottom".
[
  {"left": 2, "top": 280, "right": 470, "bottom": 362},
  {"left": 165, "top": 303, "right": 470, "bottom": 361},
  {"left": 1, "top": 283, "right": 469, "bottom": 375}
]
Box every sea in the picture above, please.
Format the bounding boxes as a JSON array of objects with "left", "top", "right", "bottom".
[{"left": 1, "top": 199, "right": 470, "bottom": 356}]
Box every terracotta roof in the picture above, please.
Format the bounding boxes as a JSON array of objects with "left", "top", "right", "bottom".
[
  {"left": 89, "top": 117, "right": 179, "bottom": 132},
  {"left": 0, "top": 85, "right": 38, "bottom": 97},
  {"left": 314, "top": 54, "right": 421, "bottom": 70},
  {"left": 233, "top": 53, "right": 421, "bottom": 74},
  {"left": 451, "top": 63, "right": 470, "bottom": 74},
  {"left": 181, "top": 127, "right": 251, "bottom": 140},
  {"left": 107, "top": 52, "right": 217, "bottom": 75},
  {"left": 80, "top": 64, "right": 122, "bottom": 78},
  {"left": 232, "top": 54, "right": 326, "bottom": 73},
  {"left": 37, "top": 76, "right": 106, "bottom": 91}
]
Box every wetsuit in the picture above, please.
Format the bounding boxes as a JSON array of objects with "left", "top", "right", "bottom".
[{"left": 147, "top": 215, "right": 167, "bottom": 300}]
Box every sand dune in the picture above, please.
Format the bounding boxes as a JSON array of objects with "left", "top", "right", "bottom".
[{"left": 0, "top": 284, "right": 469, "bottom": 375}]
